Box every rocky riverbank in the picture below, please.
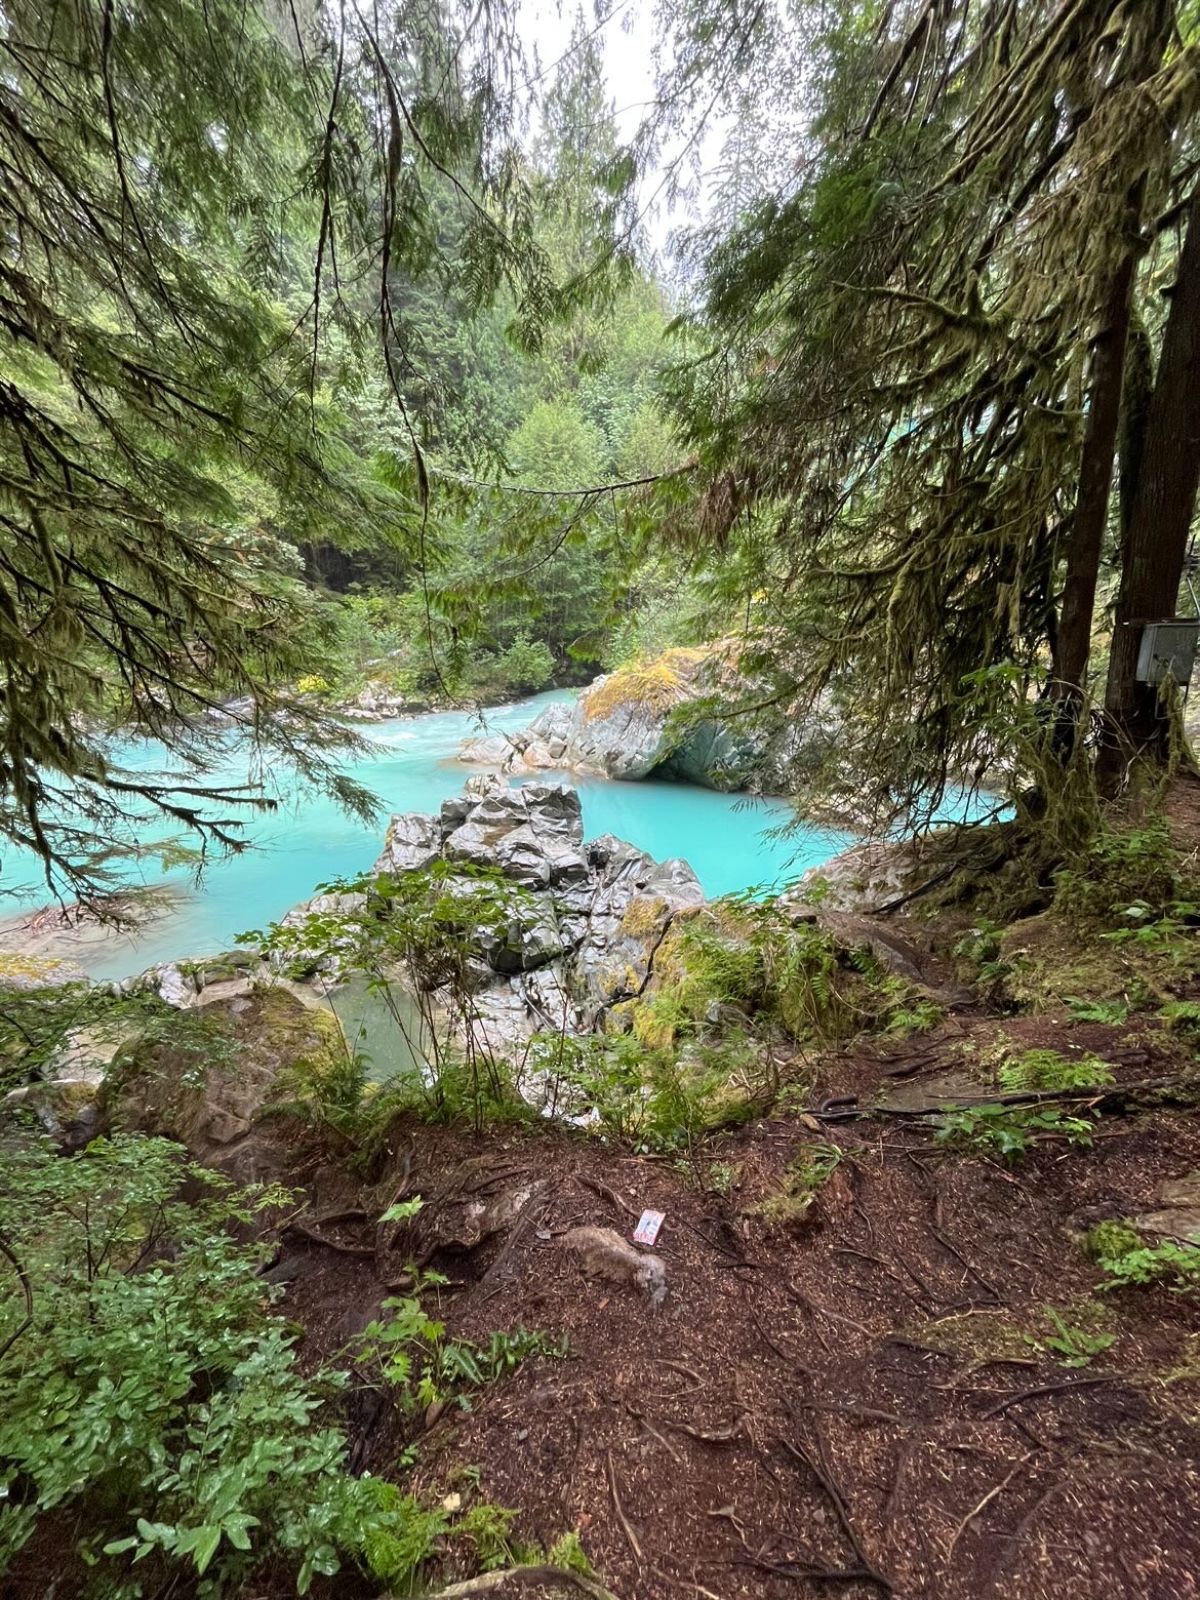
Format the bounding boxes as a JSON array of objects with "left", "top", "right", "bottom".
[
  {"left": 458, "top": 644, "right": 827, "bottom": 793},
  {"left": 339, "top": 774, "right": 708, "bottom": 1057}
]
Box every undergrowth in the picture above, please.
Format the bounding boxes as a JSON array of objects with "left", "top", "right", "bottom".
[
  {"left": 0, "top": 1136, "right": 558, "bottom": 1597},
  {"left": 751, "top": 1141, "right": 842, "bottom": 1226},
  {"left": 934, "top": 1103, "right": 1095, "bottom": 1161},
  {"left": 1083, "top": 1221, "right": 1200, "bottom": 1298},
  {"left": 995, "top": 1047, "right": 1114, "bottom": 1093}
]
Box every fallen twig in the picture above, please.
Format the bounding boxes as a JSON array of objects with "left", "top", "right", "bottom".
[
  {"left": 647, "top": 1357, "right": 703, "bottom": 1386},
  {"left": 793, "top": 1399, "right": 905, "bottom": 1426},
  {"left": 944, "top": 1450, "right": 1035, "bottom": 1564},
  {"left": 980, "top": 1374, "right": 1121, "bottom": 1420},
  {"left": 739, "top": 1554, "right": 892, "bottom": 1591},
  {"left": 627, "top": 1406, "right": 686, "bottom": 1465},
  {"left": 745, "top": 1293, "right": 811, "bottom": 1371},
  {"left": 833, "top": 1246, "right": 928, "bottom": 1305},
  {"left": 577, "top": 1174, "right": 639, "bottom": 1219},
  {"left": 786, "top": 1280, "right": 873, "bottom": 1338},
  {"left": 606, "top": 1451, "right": 644, "bottom": 1564},
  {"left": 776, "top": 1418, "right": 892, "bottom": 1593},
  {"left": 413, "top": 1566, "right": 621, "bottom": 1598},
  {"left": 930, "top": 1224, "right": 1001, "bottom": 1301},
  {"left": 283, "top": 1220, "right": 376, "bottom": 1258},
  {"left": 814, "top": 1075, "right": 1200, "bottom": 1125}
]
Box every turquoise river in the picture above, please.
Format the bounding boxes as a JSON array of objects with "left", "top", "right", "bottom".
[{"left": 5, "top": 691, "right": 856, "bottom": 981}]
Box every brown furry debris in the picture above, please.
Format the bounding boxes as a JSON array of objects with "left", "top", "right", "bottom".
[{"left": 560, "top": 1225, "right": 668, "bottom": 1304}]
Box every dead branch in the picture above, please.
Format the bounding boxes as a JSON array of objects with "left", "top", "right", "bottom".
[
  {"left": 669, "top": 1418, "right": 744, "bottom": 1445},
  {"left": 576, "top": 1174, "right": 639, "bottom": 1219},
  {"left": 606, "top": 1450, "right": 644, "bottom": 1565},
  {"left": 814, "top": 1075, "right": 1200, "bottom": 1124},
  {"left": 980, "top": 1374, "right": 1123, "bottom": 1420},
  {"left": 944, "top": 1450, "right": 1035, "bottom": 1564},
  {"left": 776, "top": 1415, "right": 893, "bottom": 1593},
  {"left": 413, "top": 1566, "right": 622, "bottom": 1598},
  {"left": 626, "top": 1406, "right": 685, "bottom": 1465},
  {"left": 283, "top": 1220, "right": 377, "bottom": 1258},
  {"left": 0, "top": 1229, "right": 33, "bottom": 1364}
]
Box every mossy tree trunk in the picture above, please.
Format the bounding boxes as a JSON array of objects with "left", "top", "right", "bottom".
[
  {"left": 1102, "top": 184, "right": 1200, "bottom": 773},
  {"left": 1053, "top": 188, "right": 1144, "bottom": 702}
]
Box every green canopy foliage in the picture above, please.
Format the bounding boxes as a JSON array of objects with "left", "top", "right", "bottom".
[
  {"left": 0, "top": 0, "right": 557, "bottom": 896},
  {"left": 660, "top": 0, "right": 1200, "bottom": 821}
]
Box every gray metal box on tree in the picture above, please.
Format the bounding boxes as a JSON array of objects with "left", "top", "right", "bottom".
[{"left": 1134, "top": 619, "right": 1200, "bottom": 687}]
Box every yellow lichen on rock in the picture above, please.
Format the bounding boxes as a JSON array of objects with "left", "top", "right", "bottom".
[{"left": 582, "top": 647, "right": 710, "bottom": 722}]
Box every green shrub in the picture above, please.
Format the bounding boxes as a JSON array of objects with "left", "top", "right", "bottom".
[
  {"left": 934, "top": 1103, "right": 1094, "bottom": 1160},
  {"left": 1083, "top": 1220, "right": 1200, "bottom": 1297},
  {"left": 1053, "top": 820, "right": 1185, "bottom": 925},
  {"left": 0, "top": 1136, "right": 444, "bottom": 1594},
  {"left": 494, "top": 634, "right": 555, "bottom": 694},
  {"left": 996, "top": 1047, "right": 1113, "bottom": 1093},
  {"left": 355, "top": 1285, "right": 566, "bottom": 1415}
]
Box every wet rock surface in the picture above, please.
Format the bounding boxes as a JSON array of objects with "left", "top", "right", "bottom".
[
  {"left": 368, "top": 780, "right": 705, "bottom": 1053},
  {"left": 458, "top": 647, "right": 820, "bottom": 793}
]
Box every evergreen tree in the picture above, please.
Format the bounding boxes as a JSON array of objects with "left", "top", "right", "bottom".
[
  {"left": 661, "top": 0, "right": 1200, "bottom": 820},
  {"left": 0, "top": 0, "right": 549, "bottom": 896}
]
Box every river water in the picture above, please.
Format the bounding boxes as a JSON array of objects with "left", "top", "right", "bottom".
[{"left": 4, "top": 692, "right": 855, "bottom": 982}]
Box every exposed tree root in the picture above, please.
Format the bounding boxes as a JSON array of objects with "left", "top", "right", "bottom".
[{"left": 414, "top": 1566, "right": 622, "bottom": 1598}]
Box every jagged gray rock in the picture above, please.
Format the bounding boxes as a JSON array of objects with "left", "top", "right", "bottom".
[
  {"left": 366, "top": 781, "right": 704, "bottom": 1054},
  {"left": 372, "top": 811, "right": 443, "bottom": 875},
  {"left": 458, "top": 650, "right": 825, "bottom": 794}
]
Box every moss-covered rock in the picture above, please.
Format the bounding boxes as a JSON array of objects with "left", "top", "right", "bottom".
[
  {"left": 0, "top": 951, "right": 89, "bottom": 993},
  {"left": 463, "top": 642, "right": 807, "bottom": 791},
  {"left": 107, "top": 985, "right": 346, "bottom": 1164}
]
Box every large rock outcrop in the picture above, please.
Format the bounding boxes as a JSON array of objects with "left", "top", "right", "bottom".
[
  {"left": 361, "top": 778, "right": 706, "bottom": 1054},
  {"left": 105, "top": 986, "right": 345, "bottom": 1179},
  {"left": 458, "top": 645, "right": 819, "bottom": 793}
]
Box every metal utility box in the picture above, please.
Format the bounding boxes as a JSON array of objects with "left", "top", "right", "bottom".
[{"left": 1135, "top": 618, "right": 1200, "bottom": 687}]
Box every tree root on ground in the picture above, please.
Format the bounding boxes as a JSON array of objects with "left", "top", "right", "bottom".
[{"left": 412, "top": 1567, "right": 622, "bottom": 1598}]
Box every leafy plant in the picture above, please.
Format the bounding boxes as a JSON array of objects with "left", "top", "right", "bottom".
[
  {"left": 1159, "top": 1000, "right": 1200, "bottom": 1036},
  {"left": 996, "top": 1048, "right": 1113, "bottom": 1093},
  {"left": 752, "top": 1141, "right": 842, "bottom": 1225},
  {"left": 1084, "top": 1221, "right": 1200, "bottom": 1298},
  {"left": 1066, "top": 997, "right": 1131, "bottom": 1024},
  {"left": 952, "top": 919, "right": 1011, "bottom": 982},
  {"left": 0, "top": 1136, "right": 442, "bottom": 1594},
  {"left": 1102, "top": 901, "right": 1200, "bottom": 964},
  {"left": 1053, "top": 821, "right": 1186, "bottom": 926},
  {"left": 877, "top": 979, "right": 943, "bottom": 1038},
  {"left": 356, "top": 1296, "right": 566, "bottom": 1415},
  {"left": 934, "top": 1103, "right": 1094, "bottom": 1161},
  {"left": 241, "top": 863, "right": 536, "bottom": 1135},
  {"left": 1030, "top": 1307, "right": 1115, "bottom": 1368},
  {"left": 704, "top": 1160, "right": 741, "bottom": 1196},
  {"left": 494, "top": 635, "right": 555, "bottom": 694}
]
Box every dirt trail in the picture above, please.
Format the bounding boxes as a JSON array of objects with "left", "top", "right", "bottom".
[{"left": 273, "top": 1006, "right": 1200, "bottom": 1600}]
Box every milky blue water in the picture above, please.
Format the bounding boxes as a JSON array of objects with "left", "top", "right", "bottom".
[{"left": 3, "top": 692, "right": 856, "bottom": 981}]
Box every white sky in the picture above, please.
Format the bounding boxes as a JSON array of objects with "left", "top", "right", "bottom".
[{"left": 517, "top": 0, "right": 729, "bottom": 263}]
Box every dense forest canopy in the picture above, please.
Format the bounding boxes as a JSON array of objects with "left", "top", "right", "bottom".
[
  {"left": 2, "top": 0, "right": 1200, "bottom": 898},
  {"left": 10, "top": 7, "right": 1200, "bottom": 1600}
]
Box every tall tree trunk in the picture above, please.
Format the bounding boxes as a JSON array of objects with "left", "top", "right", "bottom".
[
  {"left": 1053, "top": 196, "right": 1142, "bottom": 698},
  {"left": 1053, "top": 0, "right": 1171, "bottom": 708},
  {"left": 1102, "top": 184, "right": 1200, "bottom": 770}
]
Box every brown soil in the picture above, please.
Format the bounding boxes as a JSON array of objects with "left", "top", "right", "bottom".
[
  {"left": 258, "top": 1004, "right": 1200, "bottom": 1600},
  {"left": 9, "top": 957, "right": 1200, "bottom": 1600}
]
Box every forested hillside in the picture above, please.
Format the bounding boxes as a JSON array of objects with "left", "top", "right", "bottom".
[{"left": 3, "top": 3, "right": 1200, "bottom": 1598}]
